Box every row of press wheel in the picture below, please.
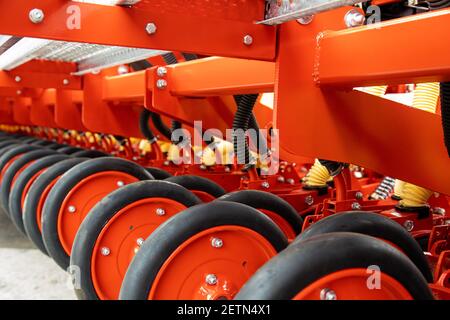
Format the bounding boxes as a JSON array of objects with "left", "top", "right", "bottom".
[{"left": 0, "top": 131, "right": 435, "bottom": 300}]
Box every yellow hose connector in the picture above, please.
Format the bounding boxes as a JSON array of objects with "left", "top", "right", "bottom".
[
  {"left": 358, "top": 85, "right": 388, "bottom": 97},
  {"left": 303, "top": 159, "right": 331, "bottom": 187},
  {"left": 393, "top": 179, "right": 406, "bottom": 199},
  {"left": 412, "top": 82, "right": 440, "bottom": 113},
  {"left": 399, "top": 184, "right": 433, "bottom": 207}
]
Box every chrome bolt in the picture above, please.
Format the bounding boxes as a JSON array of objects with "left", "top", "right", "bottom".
[
  {"left": 156, "top": 208, "right": 166, "bottom": 216},
  {"left": 136, "top": 238, "right": 145, "bottom": 247},
  {"left": 351, "top": 202, "right": 361, "bottom": 210},
  {"left": 354, "top": 171, "right": 363, "bottom": 179},
  {"left": 287, "top": 178, "right": 295, "bottom": 185},
  {"left": 100, "top": 247, "right": 111, "bottom": 256},
  {"left": 355, "top": 192, "right": 363, "bottom": 200},
  {"left": 243, "top": 35, "right": 253, "bottom": 46},
  {"left": 163, "top": 160, "right": 170, "bottom": 166},
  {"left": 403, "top": 220, "right": 414, "bottom": 232},
  {"left": 62, "top": 79, "right": 69, "bottom": 86},
  {"left": 16, "top": 90, "right": 22, "bottom": 95},
  {"left": 320, "top": 288, "right": 337, "bottom": 300},
  {"left": 345, "top": 9, "right": 365, "bottom": 28},
  {"left": 29, "top": 8, "right": 45, "bottom": 24},
  {"left": 117, "top": 181, "right": 125, "bottom": 187},
  {"left": 224, "top": 167, "right": 231, "bottom": 173},
  {"left": 117, "top": 65, "right": 129, "bottom": 75},
  {"left": 15, "top": 76, "right": 22, "bottom": 83},
  {"left": 156, "top": 79, "right": 167, "bottom": 89},
  {"left": 200, "top": 164, "right": 207, "bottom": 170},
  {"left": 305, "top": 195, "right": 314, "bottom": 206},
  {"left": 297, "top": 15, "right": 314, "bottom": 25},
  {"left": 68, "top": 205, "right": 76, "bottom": 213},
  {"left": 211, "top": 237, "right": 223, "bottom": 248},
  {"left": 261, "top": 181, "right": 270, "bottom": 189},
  {"left": 277, "top": 176, "right": 285, "bottom": 183},
  {"left": 145, "top": 22, "right": 157, "bottom": 35},
  {"left": 433, "top": 207, "right": 446, "bottom": 215},
  {"left": 157, "top": 67, "right": 167, "bottom": 77},
  {"left": 205, "top": 274, "right": 218, "bottom": 285}
]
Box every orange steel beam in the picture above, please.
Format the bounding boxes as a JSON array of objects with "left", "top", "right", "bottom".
[
  {"left": 0, "top": 0, "right": 275, "bottom": 61},
  {"left": 316, "top": 9, "right": 450, "bottom": 87},
  {"left": 163, "top": 57, "right": 275, "bottom": 97},
  {"left": 275, "top": 8, "right": 450, "bottom": 195},
  {"left": 0, "top": 70, "right": 81, "bottom": 90},
  {"left": 103, "top": 71, "right": 146, "bottom": 102}
]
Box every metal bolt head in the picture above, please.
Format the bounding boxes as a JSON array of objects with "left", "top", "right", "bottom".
[
  {"left": 62, "top": 79, "right": 69, "bottom": 86},
  {"left": 433, "top": 207, "right": 446, "bottom": 215},
  {"left": 157, "top": 67, "right": 167, "bottom": 77},
  {"left": 145, "top": 22, "right": 157, "bottom": 35},
  {"left": 211, "top": 237, "right": 223, "bottom": 248},
  {"left": 305, "top": 195, "right": 314, "bottom": 206},
  {"left": 100, "top": 247, "right": 111, "bottom": 256},
  {"left": 29, "top": 8, "right": 45, "bottom": 24},
  {"left": 205, "top": 274, "right": 218, "bottom": 285},
  {"left": 16, "top": 90, "right": 22, "bottom": 96},
  {"left": 117, "top": 181, "right": 125, "bottom": 187},
  {"left": 345, "top": 9, "right": 365, "bottom": 28},
  {"left": 156, "top": 79, "right": 167, "bottom": 89},
  {"left": 15, "top": 76, "right": 22, "bottom": 83},
  {"left": 136, "top": 238, "right": 145, "bottom": 246},
  {"left": 200, "top": 164, "right": 207, "bottom": 170},
  {"left": 224, "top": 167, "right": 231, "bottom": 173},
  {"left": 297, "top": 15, "right": 314, "bottom": 25},
  {"left": 355, "top": 192, "right": 364, "bottom": 200},
  {"left": 156, "top": 208, "right": 166, "bottom": 216},
  {"left": 353, "top": 171, "right": 363, "bottom": 179},
  {"left": 320, "top": 288, "right": 337, "bottom": 300},
  {"left": 163, "top": 160, "right": 170, "bottom": 166},
  {"left": 351, "top": 202, "right": 361, "bottom": 210},
  {"left": 261, "top": 181, "right": 270, "bottom": 189},
  {"left": 243, "top": 35, "right": 253, "bottom": 46},
  {"left": 277, "top": 176, "right": 285, "bottom": 183},
  {"left": 68, "top": 205, "right": 76, "bottom": 213},
  {"left": 403, "top": 220, "right": 414, "bottom": 232},
  {"left": 287, "top": 178, "right": 295, "bottom": 185},
  {"left": 117, "top": 65, "right": 129, "bottom": 75}
]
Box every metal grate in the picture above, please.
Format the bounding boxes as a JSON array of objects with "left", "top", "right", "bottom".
[
  {"left": 0, "top": 35, "right": 167, "bottom": 75},
  {"left": 259, "top": 0, "right": 366, "bottom": 25}
]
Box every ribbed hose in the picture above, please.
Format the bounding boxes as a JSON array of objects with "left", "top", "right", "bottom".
[
  {"left": 151, "top": 113, "right": 172, "bottom": 140},
  {"left": 440, "top": 82, "right": 450, "bottom": 157},
  {"left": 303, "top": 159, "right": 331, "bottom": 187},
  {"left": 139, "top": 109, "right": 156, "bottom": 142},
  {"left": 232, "top": 94, "right": 259, "bottom": 165},
  {"left": 248, "top": 114, "right": 269, "bottom": 158}
]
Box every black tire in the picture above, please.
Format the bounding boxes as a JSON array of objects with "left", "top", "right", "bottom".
[
  {"left": 0, "top": 149, "right": 57, "bottom": 215},
  {"left": 219, "top": 190, "right": 303, "bottom": 236},
  {"left": 0, "top": 140, "right": 21, "bottom": 154},
  {"left": 42, "top": 157, "right": 154, "bottom": 269},
  {"left": 57, "top": 146, "right": 84, "bottom": 155},
  {"left": 46, "top": 143, "right": 68, "bottom": 150},
  {"left": 119, "top": 201, "right": 288, "bottom": 300},
  {"left": 235, "top": 232, "right": 434, "bottom": 300},
  {"left": 9, "top": 154, "right": 69, "bottom": 235},
  {"left": 72, "top": 150, "right": 109, "bottom": 158},
  {"left": 294, "top": 211, "right": 433, "bottom": 282},
  {"left": 71, "top": 180, "right": 201, "bottom": 300},
  {"left": 165, "top": 175, "right": 226, "bottom": 199},
  {"left": 0, "top": 145, "right": 42, "bottom": 176},
  {"left": 23, "top": 158, "right": 88, "bottom": 255},
  {"left": 20, "top": 137, "right": 40, "bottom": 144},
  {"left": 31, "top": 140, "right": 54, "bottom": 147},
  {"left": 145, "top": 167, "right": 172, "bottom": 180}
]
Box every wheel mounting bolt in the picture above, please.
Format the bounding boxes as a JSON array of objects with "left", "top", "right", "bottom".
[
  {"left": 68, "top": 205, "right": 76, "bottom": 213},
  {"left": 156, "top": 208, "right": 166, "bottom": 216},
  {"left": 136, "top": 238, "right": 145, "bottom": 246},
  {"left": 287, "top": 178, "right": 295, "bottom": 185},
  {"left": 320, "top": 288, "right": 337, "bottom": 300},
  {"left": 205, "top": 274, "right": 218, "bottom": 285},
  {"left": 101, "top": 247, "right": 111, "bottom": 256},
  {"left": 211, "top": 237, "right": 223, "bottom": 248},
  {"left": 117, "top": 181, "right": 125, "bottom": 187},
  {"left": 156, "top": 79, "right": 167, "bottom": 89},
  {"left": 261, "top": 181, "right": 270, "bottom": 189}
]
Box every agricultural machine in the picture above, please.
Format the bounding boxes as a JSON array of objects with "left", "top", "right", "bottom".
[{"left": 0, "top": 0, "right": 448, "bottom": 300}]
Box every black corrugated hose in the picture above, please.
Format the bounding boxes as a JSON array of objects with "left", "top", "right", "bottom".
[{"left": 440, "top": 82, "right": 450, "bottom": 157}]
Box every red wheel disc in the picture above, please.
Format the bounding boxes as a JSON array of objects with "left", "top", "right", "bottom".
[
  {"left": 91, "top": 198, "right": 188, "bottom": 300},
  {"left": 149, "top": 226, "right": 277, "bottom": 300},
  {"left": 57, "top": 171, "right": 139, "bottom": 255},
  {"left": 259, "top": 209, "right": 297, "bottom": 240},
  {"left": 294, "top": 268, "right": 413, "bottom": 300}
]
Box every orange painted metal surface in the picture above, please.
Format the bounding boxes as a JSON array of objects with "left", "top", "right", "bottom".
[
  {"left": 91, "top": 197, "right": 187, "bottom": 300},
  {"left": 0, "top": 0, "right": 274, "bottom": 61},
  {"left": 275, "top": 9, "right": 450, "bottom": 195},
  {"left": 149, "top": 226, "right": 277, "bottom": 300}
]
